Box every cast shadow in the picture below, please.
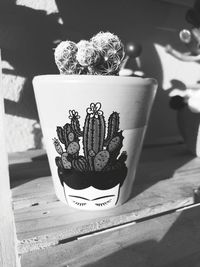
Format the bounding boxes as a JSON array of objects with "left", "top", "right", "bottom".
[
  {"left": 129, "top": 79, "right": 196, "bottom": 199},
  {"left": 2, "top": 0, "right": 182, "bottom": 150},
  {"left": 0, "top": 2, "right": 61, "bottom": 121},
  {"left": 9, "top": 154, "right": 51, "bottom": 189},
  {"left": 83, "top": 207, "right": 200, "bottom": 266},
  {"left": 130, "top": 143, "right": 196, "bottom": 199}
]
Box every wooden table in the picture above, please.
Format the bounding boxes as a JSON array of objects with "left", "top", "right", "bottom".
[{"left": 10, "top": 143, "right": 200, "bottom": 267}]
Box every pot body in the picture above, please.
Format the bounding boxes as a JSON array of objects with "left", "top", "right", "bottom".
[
  {"left": 33, "top": 75, "right": 157, "bottom": 210},
  {"left": 177, "top": 106, "right": 200, "bottom": 157}
]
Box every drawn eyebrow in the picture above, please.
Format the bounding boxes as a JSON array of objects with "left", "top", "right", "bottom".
[
  {"left": 68, "top": 195, "right": 89, "bottom": 201},
  {"left": 68, "top": 195, "right": 115, "bottom": 201},
  {"left": 92, "top": 195, "right": 115, "bottom": 201}
]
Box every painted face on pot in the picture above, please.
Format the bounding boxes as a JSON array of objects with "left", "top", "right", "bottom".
[{"left": 63, "top": 183, "right": 120, "bottom": 210}]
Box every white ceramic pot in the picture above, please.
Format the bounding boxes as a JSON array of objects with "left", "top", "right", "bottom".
[
  {"left": 177, "top": 106, "right": 200, "bottom": 157},
  {"left": 33, "top": 75, "right": 157, "bottom": 210}
]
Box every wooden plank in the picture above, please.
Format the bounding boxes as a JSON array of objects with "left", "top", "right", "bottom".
[
  {"left": 8, "top": 149, "right": 47, "bottom": 165},
  {"left": 12, "top": 144, "right": 200, "bottom": 254},
  {"left": 0, "top": 50, "right": 20, "bottom": 266},
  {"left": 20, "top": 204, "right": 200, "bottom": 267},
  {"left": 12, "top": 143, "right": 199, "bottom": 205},
  {"left": 9, "top": 152, "right": 50, "bottom": 189}
]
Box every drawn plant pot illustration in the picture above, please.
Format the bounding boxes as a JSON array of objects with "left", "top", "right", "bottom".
[
  {"left": 177, "top": 107, "right": 200, "bottom": 157},
  {"left": 33, "top": 75, "right": 157, "bottom": 210}
]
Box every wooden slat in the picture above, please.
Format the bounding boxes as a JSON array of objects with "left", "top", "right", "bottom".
[
  {"left": 9, "top": 151, "right": 50, "bottom": 189},
  {"left": 21, "top": 204, "right": 200, "bottom": 267},
  {"left": 0, "top": 50, "right": 19, "bottom": 266},
  {"left": 8, "top": 149, "right": 47, "bottom": 165},
  {"left": 11, "top": 144, "right": 200, "bottom": 254}
]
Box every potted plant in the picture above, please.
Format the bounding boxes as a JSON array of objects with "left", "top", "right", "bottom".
[{"left": 33, "top": 32, "right": 157, "bottom": 210}]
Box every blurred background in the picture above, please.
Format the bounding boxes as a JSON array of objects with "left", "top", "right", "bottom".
[{"left": 0, "top": 0, "right": 198, "bottom": 152}]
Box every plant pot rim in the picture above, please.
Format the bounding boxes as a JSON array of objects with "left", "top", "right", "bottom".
[{"left": 33, "top": 74, "right": 157, "bottom": 86}]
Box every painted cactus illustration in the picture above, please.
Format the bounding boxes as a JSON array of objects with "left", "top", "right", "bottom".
[
  {"left": 83, "top": 103, "right": 106, "bottom": 170},
  {"left": 104, "top": 111, "right": 120, "bottom": 145},
  {"left": 53, "top": 102, "right": 127, "bottom": 173}
]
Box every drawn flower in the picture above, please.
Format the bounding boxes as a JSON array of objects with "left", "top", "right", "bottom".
[
  {"left": 69, "top": 110, "right": 80, "bottom": 119},
  {"left": 86, "top": 102, "right": 103, "bottom": 118}
]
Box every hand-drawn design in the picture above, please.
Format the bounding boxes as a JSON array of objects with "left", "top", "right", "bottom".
[{"left": 53, "top": 102, "right": 128, "bottom": 209}]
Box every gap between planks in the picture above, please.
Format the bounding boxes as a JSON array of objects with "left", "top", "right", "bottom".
[
  {"left": 17, "top": 198, "right": 199, "bottom": 255},
  {"left": 21, "top": 203, "right": 200, "bottom": 267}
]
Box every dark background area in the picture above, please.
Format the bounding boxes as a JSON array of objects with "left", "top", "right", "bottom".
[{"left": 0, "top": 0, "right": 194, "bottom": 151}]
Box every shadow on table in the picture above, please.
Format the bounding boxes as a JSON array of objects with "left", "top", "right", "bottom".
[
  {"left": 9, "top": 153, "right": 51, "bottom": 189},
  {"left": 83, "top": 206, "right": 200, "bottom": 267},
  {"left": 130, "top": 144, "right": 197, "bottom": 199},
  {"left": 9, "top": 144, "right": 197, "bottom": 195}
]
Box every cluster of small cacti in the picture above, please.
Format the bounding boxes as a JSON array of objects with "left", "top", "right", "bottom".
[
  {"left": 53, "top": 102, "right": 127, "bottom": 173},
  {"left": 54, "top": 32, "right": 125, "bottom": 75}
]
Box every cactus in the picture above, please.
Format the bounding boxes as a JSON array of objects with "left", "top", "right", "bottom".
[
  {"left": 61, "top": 152, "right": 72, "bottom": 169},
  {"left": 54, "top": 31, "right": 125, "bottom": 76},
  {"left": 76, "top": 40, "right": 100, "bottom": 67},
  {"left": 107, "top": 131, "right": 124, "bottom": 163},
  {"left": 58, "top": 123, "right": 71, "bottom": 148},
  {"left": 90, "top": 32, "right": 125, "bottom": 75},
  {"left": 107, "top": 131, "right": 123, "bottom": 153},
  {"left": 56, "top": 121, "right": 79, "bottom": 150},
  {"left": 83, "top": 103, "right": 106, "bottom": 170},
  {"left": 94, "top": 150, "right": 110, "bottom": 171},
  {"left": 72, "top": 156, "right": 89, "bottom": 172},
  {"left": 105, "top": 112, "right": 120, "bottom": 145},
  {"left": 104, "top": 151, "right": 127, "bottom": 172},
  {"left": 56, "top": 127, "right": 65, "bottom": 144},
  {"left": 53, "top": 138, "right": 63, "bottom": 155},
  {"left": 69, "top": 110, "right": 83, "bottom": 137},
  {"left": 118, "top": 151, "right": 127, "bottom": 162},
  {"left": 53, "top": 102, "right": 127, "bottom": 176},
  {"left": 68, "top": 132, "right": 74, "bottom": 142},
  {"left": 67, "top": 141, "right": 80, "bottom": 155},
  {"left": 54, "top": 40, "right": 83, "bottom": 74},
  {"left": 55, "top": 156, "right": 63, "bottom": 169},
  {"left": 71, "top": 118, "right": 82, "bottom": 137}
]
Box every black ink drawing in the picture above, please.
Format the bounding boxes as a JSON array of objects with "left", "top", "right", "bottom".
[{"left": 53, "top": 102, "right": 128, "bottom": 208}]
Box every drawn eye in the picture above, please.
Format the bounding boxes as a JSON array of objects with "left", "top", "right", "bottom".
[
  {"left": 95, "top": 199, "right": 112, "bottom": 207},
  {"left": 72, "top": 200, "right": 87, "bottom": 206}
]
